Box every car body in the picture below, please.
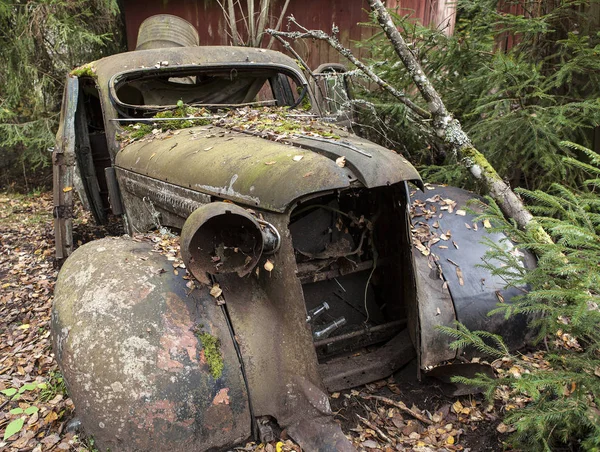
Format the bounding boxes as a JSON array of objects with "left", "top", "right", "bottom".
[{"left": 51, "top": 15, "right": 532, "bottom": 452}]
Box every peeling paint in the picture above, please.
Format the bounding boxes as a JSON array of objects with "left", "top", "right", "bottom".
[{"left": 212, "top": 388, "right": 230, "bottom": 405}]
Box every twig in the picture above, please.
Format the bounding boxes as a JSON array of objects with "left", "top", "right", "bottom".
[
  {"left": 267, "top": 0, "right": 291, "bottom": 49},
  {"left": 356, "top": 414, "right": 392, "bottom": 444},
  {"left": 266, "top": 19, "right": 430, "bottom": 119},
  {"left": 367, "top": 0, "right": 550, "bottom": 239},
  {"left": 362, "top": 394, "right": 433, "bottom": 425},
  {"left": 269, "top": 33, "right": 325, "bottom": 115},
  {"left": 0, "top": 398, "right": 10, "bottom": 411},
  {"left": 446, "top": 258, "right": 459, "bottom": 267}
]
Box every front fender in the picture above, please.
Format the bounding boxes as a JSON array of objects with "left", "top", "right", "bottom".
[
  {"left": 411, "top": 185, "right": 536, "bottom": 368},
  {"left": 52, "top": 237, "right": 251, "bottom": 451}
]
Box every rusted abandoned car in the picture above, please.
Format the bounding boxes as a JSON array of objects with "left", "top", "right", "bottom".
[{"left": 52, "top": 15, "right": 532, "bottom": 452}]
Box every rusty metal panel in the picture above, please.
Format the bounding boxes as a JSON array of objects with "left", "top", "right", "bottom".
[
  {"left": 215, "top": 213, "right": 340, "bottom": 426},
  {"left": 53, "top": 75, "right": 78, "bottom": 261},
  {"left": 115, "top": 126, "right": 351, "bottom": 212},
  {"left": 319, "top": 330, "right": 416, "bottom": 392},
  {"left": 115, "top": 124, "right": 422, "bottom": 212},
  {"left": 52, "top": 237, "right": 251, "bottom": 451},
  {"left": 412, "top": 249, "right": 457, "bottom": 368}
]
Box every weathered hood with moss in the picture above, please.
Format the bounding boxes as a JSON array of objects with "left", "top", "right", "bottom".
[{"left": 115, "top": 125, "right": 422, "bottom": 212}]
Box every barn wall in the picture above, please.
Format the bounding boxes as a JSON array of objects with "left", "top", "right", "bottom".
[{"left": 122, "top": 0, "right": 456, "bottom": 70}]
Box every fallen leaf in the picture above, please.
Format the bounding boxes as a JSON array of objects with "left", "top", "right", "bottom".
[
  {"left": 265, "top": 161, "right": 277, "bottom": 165},
  {"left": 264, "top": 260, "right": 274, "bottom": 272},
  {"left": 210, "top": 284, "right": 223, "bottom": 298},
  {"left": 452, "top": 400, "right": 463, "bottom": 414},
  {"left": 336, "top": 156, "right": 346, "bottom": 167},
  {"left": 62, "top": 186, "right": 73, "bottom": 193},
  {"left": 293, "top": 155, "right": 303, "bottom": 161},
  {"left": 456, "top": 267, "right": 464, "bottom": 286},
  {"left": 41, "top": 434, "right": 60, "bottom": 447},
  {"left": 483, "top": 219, "right": 492, "bottom": 228}
]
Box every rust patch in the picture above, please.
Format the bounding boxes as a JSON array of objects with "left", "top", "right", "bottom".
[
  {"left": 157, "top": 293, "right": 198, "bottom": 372},
  {"left": 212, "top": 388, "right": 230, "bottom": 405},
  {"left": 135, "top": 399, "right": 194, "bottom": 430},
  {"left": 203, "top": 403, "right": 234, "bottom": 433}
]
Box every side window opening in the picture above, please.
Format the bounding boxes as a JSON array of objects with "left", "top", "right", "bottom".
[{"left": 75, "top": 77, "right": 111, "bottom": 223}]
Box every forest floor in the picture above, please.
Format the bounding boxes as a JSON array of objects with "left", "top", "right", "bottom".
[{"left": 0, "top": 192, "right": 510, "bottom": 451}]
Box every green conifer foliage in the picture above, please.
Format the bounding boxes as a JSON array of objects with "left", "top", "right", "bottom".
[
  {"left": 0, "top": 0, "right": 123, "bottom": 189},
  {"left": 440, "top": 142, "right": 600, "bottom": 450},
  {"left": 359, "top": 0, "right": 600, "bottom": 190}
]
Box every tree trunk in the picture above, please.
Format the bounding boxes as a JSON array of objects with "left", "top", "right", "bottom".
[{"left": 367, "top": 0, "right": 549, "bottom": 239}]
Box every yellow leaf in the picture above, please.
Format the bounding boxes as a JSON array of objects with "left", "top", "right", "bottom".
[
  {"left": 209, "top": 284, "right": 222, "bottom": 298},
  {"left": 264, "top": 260, "right": 274, "bottom": 272},
  {"left": 452, "top": 400, "right": 463, "bottom": 414},
  {"left": 44, "top": 411, "right": 58, "bottom": 423},
  {"left": 18, "top": 324, "right": 30, "bottom": 330},
  {"left": 62, "top": 186, "right": 73, "bottom": 193},
  {"left": 335, "top": 156, "right": 346, "bottom": 167},
  {"left": 276, "top": 442, "right": 284, "bottom": 452},
  {"left": 496, "top": 422, "right": 508, "bottom": 433},
  {"left": 446, "top": 436, "right": 455, "bottom": 445},
  {"left": 483, "top": 219, "right": 492, "bottom": 228}
]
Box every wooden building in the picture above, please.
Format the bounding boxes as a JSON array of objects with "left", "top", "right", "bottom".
[{"left": 121, "top": 0, "right": 456, "bottom": 70}]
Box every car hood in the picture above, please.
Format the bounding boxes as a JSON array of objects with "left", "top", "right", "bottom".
[{"left": 115, "top": 125, "right": 422, "bottom": 212}]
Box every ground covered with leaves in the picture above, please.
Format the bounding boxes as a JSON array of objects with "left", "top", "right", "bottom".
[{"left": 0, "top": 192, "right": 543, "bottom": 451}]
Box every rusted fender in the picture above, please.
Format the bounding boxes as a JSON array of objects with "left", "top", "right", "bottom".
[
  {"left": 52, "top": 237, "right": 250, "bottom": 451},
  {"left": 410, "top": 185, "right": 536, "bottom": 368}
]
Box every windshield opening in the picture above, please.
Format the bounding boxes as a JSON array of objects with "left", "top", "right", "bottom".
[{"left": 111, "top": 65, "right": 308, "bottom": 118}]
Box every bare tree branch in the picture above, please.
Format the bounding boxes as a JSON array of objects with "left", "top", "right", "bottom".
[
  {"left": 253, "top": 0, "right": 270, "bottom": 47},
  {"left": 225, "top": 0, "right": 240, "bottom": 45},
  {"left": 267, "top": 0, "right": 291, "bottom": 49},
  {"left": 269, "top": 33, "right": 324, "bottom": 115},
  {"left": 267, "top": 18, "right": 431, "bottom": 119},
  {"left": 367, "top": 0, "right": 547, "bottom": 236},
  {"left": 247, "top": 0, "right": 255, "bottom": 45}
]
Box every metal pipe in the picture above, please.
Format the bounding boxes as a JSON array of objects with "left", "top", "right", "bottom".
[
  {"left": 313, "top": 317, "right": 346, "bottom": 340},
  {"left": 306, "top": 302, "right": 330, "bottom": 323},
  {"left": 313, "top": 319, "right": 406, "bottom": 348}
]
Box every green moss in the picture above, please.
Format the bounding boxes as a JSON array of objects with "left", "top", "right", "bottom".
[
  {"left": 197, "top": 332, "right": 224, "bottom": 379},
  {"left": 461, "top": 146, "right": 501, "bottom": 180},
  {"left": 230, "top": 110, "right": 340, "bottom": 139},
  {"left": 120, "top": 106, "right": 211, "bottom": 142},
  {"left": 70, "top": 63, "right": 96, "bottom": 78},
  {"left": 296, "top": 85, "right": 312, "bottom": 111}
]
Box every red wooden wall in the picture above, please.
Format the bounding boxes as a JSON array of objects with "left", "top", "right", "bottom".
[{"left": 121, "top": 0, "right": 456, "bottom": 70}]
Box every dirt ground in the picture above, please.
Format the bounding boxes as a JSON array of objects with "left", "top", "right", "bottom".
[{"left": 0, "top": 192, "right": 508, "bottom": 451}]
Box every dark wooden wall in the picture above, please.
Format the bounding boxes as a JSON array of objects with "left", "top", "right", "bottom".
[{"left": 122, "top": 0, "right": 456, "bottom": 70}]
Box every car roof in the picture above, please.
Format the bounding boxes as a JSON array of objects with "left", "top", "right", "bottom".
[{"left": 88, "top": 45, "right": 308, "bottom": 86}]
